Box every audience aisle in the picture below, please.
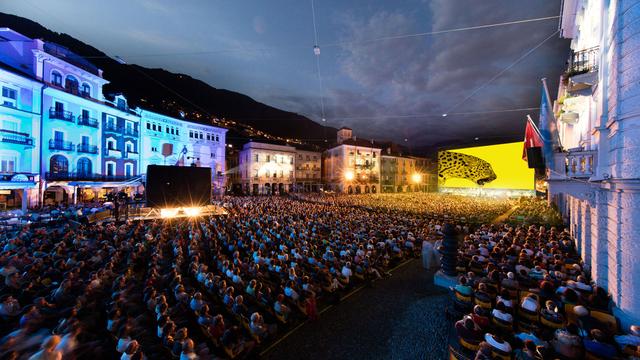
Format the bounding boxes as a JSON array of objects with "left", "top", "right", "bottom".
[{"left": 263, "top": 261, "right": 449, "bottom": 360}]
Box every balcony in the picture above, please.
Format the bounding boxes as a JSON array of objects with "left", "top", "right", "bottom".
[
  {"left": 49, "top": 108, "right": 74, "bottom": 122},
  {"left": 123, "top": 127, "right": 139, "bottom": 137},
  {"left": 104, "top": 148, "right": 122, "bottom": 158},
  {"left": 49, "top": 139, "right": 74, "bottom": 151},
  {"left": 0, "top": 129, "right": 34, "bottom": 146},
  {"left": 565, "top": 47, "right": 599, "bottom": 92},
  {"left": 45, "top": 172, "right": 136, "bottom": 181},
  {"left": 77, "top": 115, "right": 99, "bottom": 128},
  {"left": 104, "top": 123, "right": 120, "bottom": 133},
  {"left": 567, "top": 149, "right": 597, "bottom": 178},
  {"left": 124, "top": 150, "right": 139, "bottom": 159},
  {"left": 77, "top": 143, "right": 99, "bottom": 154}
]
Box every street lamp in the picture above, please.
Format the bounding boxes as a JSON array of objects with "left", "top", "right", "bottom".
[
  {"left": 344, "top": 170, "right": 355, "bottom": 181},
  {"left": 411, "top": 173, "right": 422, "bottom": 184}
]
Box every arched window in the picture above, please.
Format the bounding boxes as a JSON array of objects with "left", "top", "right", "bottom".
[
  {"left": 50, "top": 155, "right": 68, "bottom": 174},
  {"left": 77, "top": 158, "right": 92, "bottom": 176},
  {"left": 80, "top": 82, "right": 91, "bottom": 97},
  {"left": 65, "top": 75, "right": 79, "bottom": 93},
  {"left": 51, "top": 71, "right": 63, "bottom": 86}
]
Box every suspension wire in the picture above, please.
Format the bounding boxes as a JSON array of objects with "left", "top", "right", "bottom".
[
  {"left": 442, "top": 30, "right": 560, "bottom": 116},
  {"left": 311, "top": 0, "right": 327, "bottom": 142},
  {"left": 322, "top": 15, "right": 560, "bottom": 48}
]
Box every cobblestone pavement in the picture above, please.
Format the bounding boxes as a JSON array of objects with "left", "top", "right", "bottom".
[{"left": 262, "top": 260, "right": 450, "bottom": 360}]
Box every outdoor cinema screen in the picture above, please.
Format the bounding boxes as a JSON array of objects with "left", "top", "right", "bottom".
[
  {"left": 146, "top": 165, "right": 212, "bottom": 208},
  {"left": 438, "top": 142, "right": 534, "bottom": 191}
]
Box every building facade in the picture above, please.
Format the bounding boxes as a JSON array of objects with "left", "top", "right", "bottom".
[
  {"left": 0, "top": 28, "right": 228, "bottom": 207},
  {"left": 323, "top": 128, "right": 381, "bottom": 194},
  {"left": 0, "top": 65, "right": 42, "bottom": 211},
  {"left": 238, "top": 141, "right": 296, "bottom": 195},
  {"left": 548, "top": 0, "right": 640, "bottom": 326},
  {"left": 294, "top": 148, "right": 322, "bottom": 192}
]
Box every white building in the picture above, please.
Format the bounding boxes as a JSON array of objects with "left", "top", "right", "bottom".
[
  {"left": 323, "top": 127, "right": 381, "bottom": 194},
  {"left": 139, "top": 109, "right": 227, "bottom": 194},
  {"left": 238, "top": 141, "right": 296, "bottom": 194},
  {"left": 548, "top": 0, "right": 640, "bottom": 326}
]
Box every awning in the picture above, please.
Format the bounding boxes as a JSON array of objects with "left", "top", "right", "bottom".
[
  {"left": 70, "top": 179, "right": 143, "bottom": 188},
  {"left": 0, "top": 181, "right": 37, "bottom": 190}
]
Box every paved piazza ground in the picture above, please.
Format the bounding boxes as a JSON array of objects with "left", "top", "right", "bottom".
[{"left": 263, "top": 260, "right": 450, "bottom": 360}]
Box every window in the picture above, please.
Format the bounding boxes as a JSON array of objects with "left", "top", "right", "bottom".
[
  {"left": 51, "top": 71, "right": 62, "bottom": 86},
  {"left": 171, "top": 128, "right": 175, "bottom": 135},
  {"left": 81, "top": 109, "right": 90, "bottom": 119},
  {"left": 199, "top": 132, "right": 203, "bottom": 139},
  {"left": 0, "top": 154, "right": 16, "bottom": 173},
  {"left": 49, "top": 155, "right": 68, "bottom": 174},
  {"left": 215, "top": 135, "right": 219, "bottom": 142},
  {"left": 1, "top": 86, "right": 17, "bottom": 107},
  {"left": 152, "top": 124, "right": 157, "bottom": 131},
  {"left": 107, "top": 115, "right": 116, "bottom": 129},
  {"left": 266, "top": 155, "right": 270, "bottom": 162},
  {"left": 176, "top": 129, "right": 179, "bottom": 135},
  {"left": 151, "top": 146, "right": 158, "bottom": 152},
  {"left": 81, "top": 136, "right": 90, "bottom": 146},
  {"left": 106, "top": 162, "right": 115, "bottom": 177},
  {"left": 125, "top": 121, "right": 133, "bottom": 134},
  {"left": 206, "top": 134, "right": 210, "bottom": 141},
  {"left": 126, "top": 142, "right": 133, "bottom": 153},
  {"left": 81, "top": 83, "right": 91, "bottom": 97},
  {"left": 254, "top": 154, "right": 259, "bottom": 162},
  {"left": 107, "top": 139, "right": 116, "bottom": 150},
  {"left": 166, "top": 127, "right": 170, "bottom": 133},
  {"left": 117, "top": 98, "right": 127, "bottom": 110},
  {"left": 54, "top": 101, "right": 64, "bottom": 113},
  {"left": 54, "top": 130, "right": 64, "bottom": 143},
  {"left": 125, "top": 163, "right": 133, "bottom": 177},
  {"left": 1, "top": 119, "right": 18, "bottom": 132},
  {"left": 77, "top": 158, "right": 92, "bottom": 176}
]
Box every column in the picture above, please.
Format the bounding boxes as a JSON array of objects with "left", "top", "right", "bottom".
[
  {"left": 591, "top": 190, "right": 609, "bottom": 289},
  {"left": 20, "top": 189, "right": 27, "bottom": 213},
  {"left": 613, "top": 190, "right": 640, "bottom": 326}
]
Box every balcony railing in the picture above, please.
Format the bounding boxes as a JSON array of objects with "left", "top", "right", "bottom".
[
  {"left": 104, "top": 148, "right": 122, "bottom": 158},
  {"left": 77, "top": 143, "right": 99, "bottom": 154},
  {"left": 77, "top": 115, "right": 99, "bottom": 128},
  {"left": 45, "top": 172, "right": 136, "bottom": 181},
  {"left": 124, "top": 151, "right": 138, "bottom": 159},
  {"left": 567, "top": 149, "right": 597, "bottom": 178},
  {"left": 49, "top": 108, "right": 74, "bottom": 122},
  {"left": 123, "top": 127, "right": 139, "bottom": 137},
  {"left": 104, "top": 123, "right": 120, "bottom": 132},
  {"left": 0, "top": 129, "right": 34, "bottom": 146},
  {"left": 566, "top": 46, "right": 599, "bottom": 77},
  {"left": 49, "top": 139, "right": 74, "bottom": 151}
]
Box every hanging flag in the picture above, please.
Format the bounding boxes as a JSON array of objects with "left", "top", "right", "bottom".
[
  {"left": 538, "top": 78, "right": 561, "bottom": 168},
  {"left": 523, "top": 115, "right": 544, "bottom": 168}
]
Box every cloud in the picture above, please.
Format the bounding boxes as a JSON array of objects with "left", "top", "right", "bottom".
[{"left": 320, "top": 0, "right": 569, "bottom": 146}]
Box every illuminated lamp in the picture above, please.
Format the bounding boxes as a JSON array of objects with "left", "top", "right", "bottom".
[
  {"left": 344, "top": 170, "right": 354, "bottom": 181},
  {"left": 184, "top": 207, "right": 201, "bottom": 217},
  {"left": 411, "top": 173, "right": 422, "bottom": 184},
  {"left": 160, "top": 208, "right": 179, "bottom": 218}
]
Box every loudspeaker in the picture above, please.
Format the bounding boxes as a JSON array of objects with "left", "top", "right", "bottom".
[
  {"left": 146, "top": 165, "right": 211, "bottom": 208},
  {"left": 526, "top": 147, "right": 545, "bottom": 169},
  {"left": 162, "top": 143, "right": 173, "bottom": 157}
]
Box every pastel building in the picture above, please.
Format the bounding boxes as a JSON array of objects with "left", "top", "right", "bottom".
[
  {"left": 101, "top": 94, "right": 140, "bottom": 181},
  {"left": 323, "top": 127, "right": 381, "bottom": 194},
  {"left": 0, "top": 63, "right": 42, "bottom": 211},
  {"left": 238, "top": 141, "right": 296, "bottom": 195},
  {"left": 547, "top": 0, "right": 640, "bottom": 326}
]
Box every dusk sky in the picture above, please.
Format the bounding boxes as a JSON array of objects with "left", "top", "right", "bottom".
[{"left": 1, "top": 0, "right": 569, "bottom": 146}]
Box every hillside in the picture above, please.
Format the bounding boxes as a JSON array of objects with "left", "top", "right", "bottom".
[{"left": 0, "top": 12, "right": 337, "bottom": 147}]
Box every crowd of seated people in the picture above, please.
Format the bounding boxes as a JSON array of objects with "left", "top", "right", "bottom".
[
  {"left": 449, "top": 224, "right": 640, "bottom": 360},
  {"left": 0, "top": 194, "right": 459, "bottom": 359},
  {"left": 294, "top": 193, "right": 513, "bottom": 224}
]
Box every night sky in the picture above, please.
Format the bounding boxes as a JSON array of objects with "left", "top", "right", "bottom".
[{"left": 1, "top": 0, "right": 570, "bottom": 147}]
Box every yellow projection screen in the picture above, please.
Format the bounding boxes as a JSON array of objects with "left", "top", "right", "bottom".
[{"left": 438, "top": 142, "right": 534, "bottom": 194}]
